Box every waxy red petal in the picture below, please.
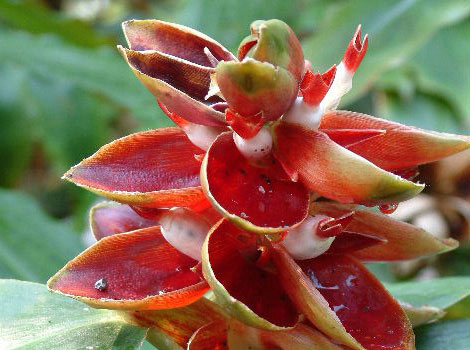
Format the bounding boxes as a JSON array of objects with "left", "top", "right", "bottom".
[
  {"left": 187, "top": 321, "right": 228, "bottom": 350},
  {"left": 225, "top": 109, "right": 264, "bottom": 139},
  {"left": 201, "top": 132, "right": 309, "bottom": 233},
  {"left": 272, "top": 121, "right": 424, "bottom": 204},
  {"left": 342, "top": 25, "right": 369, "bottom": 73},
  {"left": 129, "top": 298, "right": 226, "bottom": 348},
  {"left": 322, "top": 128, "right": 385, "bottom": 148},
  {"left": 202, "top": 219, "right": 299, "bottom": 330},
  {"left": 122, "top": 20, "right": 236, "bottom": 66},
  {"left": 326, "top": 231, "right": 387, "bottom": 255},
  {"left": 320, "top": 110, "right": 470, "bottom": 171},
  {"left": 311, "top": 202, "right": 458, "bottom": 261},
  {"left": 64, "top": 128, "right": 209, "bottom": 210},
  {"left": 297, "top": 255, "right": 414, "bottom": 350},
  {"left": 48, "top": 226, "right": 208, "bottom": 310},
  {"left": 119, "top": 47, "right": 226, "bottom": 126},
  {"left": 300, "top": 65, "right": 336, "bottom": 106},
  {"left": 227, "top": 318, "right": 344, "bottom": 350},
  {"left": 271, "top": 246, "right": 363, "bottom": 350},
  {"left": 90, "top": 202, "right": 159, "bottom": 240}
]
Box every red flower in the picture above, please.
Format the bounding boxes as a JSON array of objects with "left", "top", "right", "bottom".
[{"left": 48, "top": 19, "right": 469, "bottom": 350}]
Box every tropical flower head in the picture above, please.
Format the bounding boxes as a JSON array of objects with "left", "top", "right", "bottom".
[{"left": 48, "top": 19, "right": 470, "bottom": 350}]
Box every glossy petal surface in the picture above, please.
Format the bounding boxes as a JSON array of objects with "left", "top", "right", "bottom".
[
  {"left": 272, "top": 121, "right": 424, "bottom": 204},
  {"left": 187, "top": 321, "right": 228, "bottom": 350},
  {"left": 272, "top": 246, "right": 363, "bottom": 350},
  {"left": 64, "top": 128, "right": 208, "bottom": 209},
  {"left": 216, "top": 60, "right": 298, "bottom": 121},
  {"left": 322, "top": 128, "right": 385, "bottom": 148},
  {"left": 297, "top": 255, "right": 414, "bottom": 350},
  {"left": 202, "top": 219, "right": 299, "bottom": 330},
  {"left": 129, "top": 298, "right": 226, "bottom": 348},
  {"left": 202, "top": 132, "right": 309, "bottom": 233},
  {"left": 123, "top": 19, "right": 236, "bottom": 66},
  {"left": 48, "top": 227, "right": 208, "bottom": 310},
  {"left": 90, "top": 202, "right": 159, "bottom": 240},
  {"left": 320, "top": 111, "right": 470, "bottom": 170},
  {"left": 227, "top": 318, "right": 343, "bottom": 350},
  {"left": 119, "top": 47, "right": 226, "bottom": 126},
  {"left": 312, "top": 202, "right": 458, "bottom": 261},
  {"left": 326, "top": 231, "right": 387, "bottom": 255}
]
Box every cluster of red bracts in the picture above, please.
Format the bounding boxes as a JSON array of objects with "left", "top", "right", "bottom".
[{"left": 48, "top": 19, "right": 470, "bottom": 350}]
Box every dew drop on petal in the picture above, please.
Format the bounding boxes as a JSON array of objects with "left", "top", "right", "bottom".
[
  {"left": 379, "top": 203, "right": 398, "bottom": 214},
  {"left": 94, "top": 278, "right": 107, "bottom": 292}
]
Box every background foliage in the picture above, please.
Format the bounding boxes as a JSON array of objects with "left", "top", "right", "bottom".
[{"left": 0, "top": 0, "right": 469, "bottom": 349}]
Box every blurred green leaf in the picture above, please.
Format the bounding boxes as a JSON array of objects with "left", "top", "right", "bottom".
[
  {"left": 0, "top": 190, "right": 83, "bottom": 283},
  {"left": 302, "top": 0, "right": 470, "bottom": 105},
  {"left": 375, "top": 91, "right": 466, "bottom": 133},
  {"left": 386, "top": 277, "right": 470, "bottom": 309},
  {"left": 0, "top": 0, "right": 112, "bottom": 47},
  {"left": 0, "top": 279, "right": 147, "bottom": 350},
  {"left": 415, "top": 319, "right": 470, "bottom": 349},
  {"left": 0, "top": 30, "right": 171, "bottom": 128},
  {"left": 410, "top": 20, "right": 470, "bottom": 121}
]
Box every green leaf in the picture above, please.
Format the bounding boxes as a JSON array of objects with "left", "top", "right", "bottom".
[
  {"left": 387, "top": 277, "right": 470, "bottom": 309},
  {"left": 0, "top": 279, "right": 147, "bottom": 350},
  {"left": 0, "top": 190, "right": 83, "bottom": 283},
  {"left": 375, "top": 91, "right": 465, "bottom": 133},
  {"left": 302, "top": 0, "right": 470, "bottom": 105},
  {"left": 0, "top": 30, "right": 171, "bottom": 128},
  {"left": 414, "top": 319, "right": 470, "bottom": 350},
  {"left": 410, "top": 20, "right": 470, "bottom": 121},
  {"left": 0, "top": 0, "right": 112, "bottom": 47}
]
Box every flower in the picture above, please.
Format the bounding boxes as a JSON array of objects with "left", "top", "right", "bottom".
[{"left": 48, "top": 19, "right": 470, "bottom": 350}]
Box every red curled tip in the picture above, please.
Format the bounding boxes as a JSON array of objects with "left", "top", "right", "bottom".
[
  {"left": 342, "top": 25, "right": 369, "bottom": 72},
  {"left": 300, "top": 65, "right": 337, "bottom": 106},
  {"left": 225, "top": 108, "right": 264, "bottom": 139},
  {"left": 317, "top": 212, "right": 355, "bottom": 238},
  {"left": 157, "top": 99, "right": 189, "bottom": 128}
]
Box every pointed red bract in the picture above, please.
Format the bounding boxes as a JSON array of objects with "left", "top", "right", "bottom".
[
  {"left": 48, "top": 226, "right": 208, "bottom": 310},
  {"left": 187, "top": 321, "right": 228, "bottom": 350},
  {"left": 119, "top": 47, "right": 226, "bottom": 127},
  {"left": 203, "top": 219, "right": 299, "bottom": 329},
  {"left": 300, "top": 65, "right": 336, "bottom": 106},
  {"left": 90, "top": 202, "right": 159, "bottom": 240},
  {"left": 320, "top": 111, "right": 470, "bottom": 171},
  {"left": 326, "top": 231, "right": 387, "bottom": 255},
  {"left": 297, "top": 255, "right": 414, "bottom": 350},
  {"left": 272, "top": 121, "right": 423, "bottom": 204},
  {"left": 202, "top": 132, "right": 309, "bottom": 233},
  {"left": 311, "top": 202, "right": 458, "bottom": 261},
  {"left": 64, "top": 128, "right": 208, "bottom": 209},
  {"left": 322, "top": 128, "right": 385, "bottom": 148},
  {"left": 225, "top": 109, "right": 264, "bottom": 139},
  {"left": 122, "top": 20, "right": 236, "bottom": 66},
  {"left": 342, "top": 25, "right": 369, "bottom": 72}
]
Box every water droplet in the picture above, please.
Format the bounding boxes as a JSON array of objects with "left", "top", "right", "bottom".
[
  {"left": 333, "top": 304, "right": 346, "bottom": 312},
  {"left": 94, "top": 278, "right": 107, "bottom": 291},
  {"left": 258, "top": 185, "right": 265, "bottom": 194},
  {"left": 240, "top": 212, "right": 248, "bottom": 218},
  {"left": 379, "top": 203, "right": 398, "bottom": 214}
]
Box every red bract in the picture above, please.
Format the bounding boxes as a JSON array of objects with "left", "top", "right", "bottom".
[{"left": 48, "top": 19, "right": 470, "bottom": 350}]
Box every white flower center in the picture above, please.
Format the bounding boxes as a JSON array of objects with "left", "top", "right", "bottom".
[
  {"left": 281, "top": 215, "right": 335, "bottom": 260},
  {"left": 233, "top": 127, "right": 272, "bottom": 161},
  {"left": 159, "top": 208, "right": 210, "bottom": 261}
]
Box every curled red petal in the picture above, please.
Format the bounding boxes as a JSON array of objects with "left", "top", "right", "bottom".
[
  {"left": 322, "top": 128, "right": 386, "bottom": 148},
  {"left": 119, "top": 46, "right": 226, "bottom": 127},
  {"left": 272, "top": 121, "right": 423, "bottom": 205},
  {"left": 311, "top": 201, "right": 458, "bottom": 261},
  {"left": 342, "top": 25, "right": 369, "bottom": 73},
  {"left": 297, "top": 255, "right": 414, "bottom": 350},
  {"left": 122, "top": 19, "right": 236, "bottom": 66},
  {"left": 300, "top": 65, "right": 336, "bottom": 106},
  {"left": 225, "top": 109, "right": 264, "bottom": 139},
  {"left": 202, "top": 219, "right": 299, "bottom": 329},
  {"left": 320, "top": 110, "right": 470, "bottom": 171},
  {"left": 90, "top": 202, "right": 159, "bottom": 240},
  {"left": 187, "top": 321, "right": 228, "bottom": 350},
  {"left": 202, "top": 132, "right": 309, "bottom": 233},
  {"left": 64, "top": 128, "right": 208, "bottom": 210},
  {"left": 326, "top": 231, "right": 387, "bottom": 254},
  {"left": 48, "top": 226, "right": 208, "bottom": 310}
]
